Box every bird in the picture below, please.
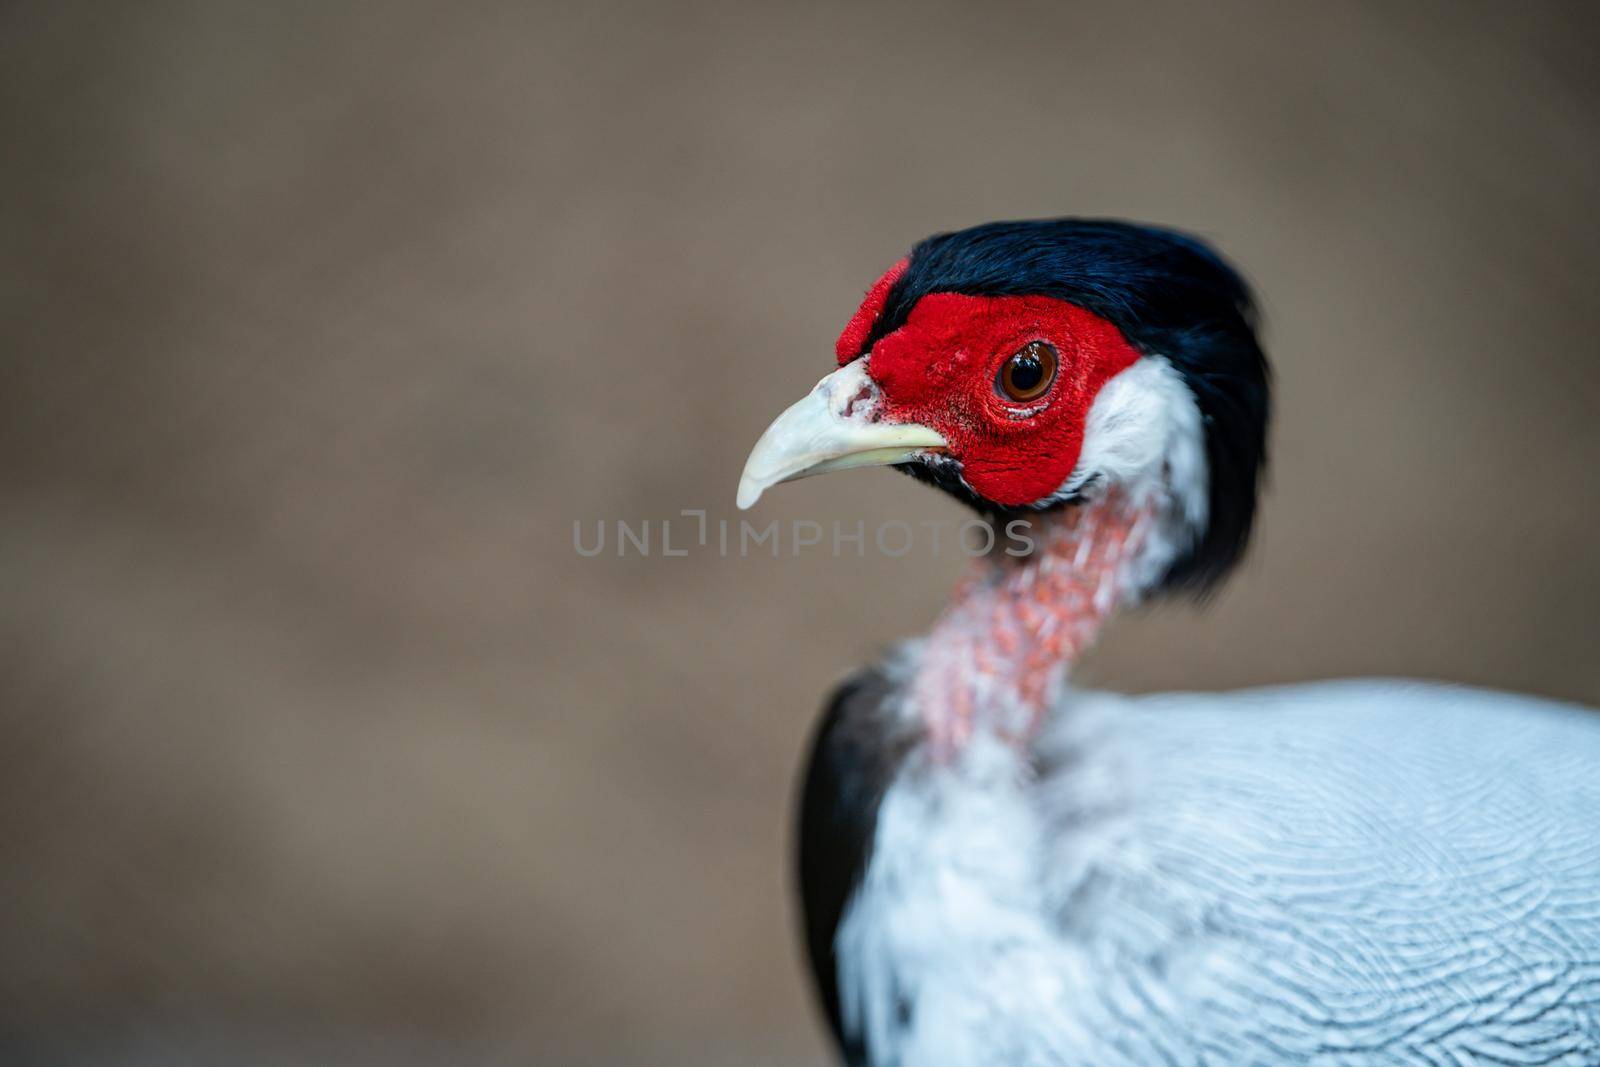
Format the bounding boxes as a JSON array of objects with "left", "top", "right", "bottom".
[{"left": 735, "top": 219, "right": 1600, "bottom": 1066}]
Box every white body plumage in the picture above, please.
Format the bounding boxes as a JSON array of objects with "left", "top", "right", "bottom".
[{"left": 835, "top": 677, "right": 1600, "bottom": 1066}]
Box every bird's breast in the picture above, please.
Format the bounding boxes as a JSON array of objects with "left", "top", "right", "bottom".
[{"left": 815, "top": 680, "right": 1600, "bottom": 1066}]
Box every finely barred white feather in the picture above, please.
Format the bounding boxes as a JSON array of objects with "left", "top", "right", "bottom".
[{"left": 835, "top": 681, "right": 1600, "bottom": 1066}]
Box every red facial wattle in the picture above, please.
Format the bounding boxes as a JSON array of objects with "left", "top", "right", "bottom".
[
  {"left": 835, "top": 258, "right": 909, "bottom": 365},
  {"left": 837, "top": 284, "right": 1142, "bottom": 507}
]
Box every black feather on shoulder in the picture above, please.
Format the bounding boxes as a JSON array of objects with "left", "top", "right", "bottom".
[{"left": 796, "top": 666, "right": 915, "bottom": 1066}]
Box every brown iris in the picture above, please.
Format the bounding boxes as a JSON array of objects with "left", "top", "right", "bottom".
[{"left": 997, "top": 341, "right": 1059, "bottom": 404}]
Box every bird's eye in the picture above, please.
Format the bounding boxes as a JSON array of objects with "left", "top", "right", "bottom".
[{"left": 997, "top": 341, "right": 1058, "bottom": 404}]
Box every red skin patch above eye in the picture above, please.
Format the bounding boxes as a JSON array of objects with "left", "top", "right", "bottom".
[
  {"left": 835, "top": 258, "right": 909, "bottom": 364},
  {"left": 861, "top": 291, "right": 1141, "bottom": 507}
]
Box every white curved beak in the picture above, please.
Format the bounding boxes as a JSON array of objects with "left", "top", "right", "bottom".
[{"left": 736, "top": 359, "right": 947, "bottom": 509}]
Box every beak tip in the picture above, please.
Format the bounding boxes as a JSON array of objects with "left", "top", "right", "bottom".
[{"left": 735, "top": 477, "right": 762, "bottom": 510}]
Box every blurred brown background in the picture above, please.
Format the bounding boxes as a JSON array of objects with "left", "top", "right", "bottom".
[{"left": 2, "top": 1, "right": 1598, "bottom": 1063}]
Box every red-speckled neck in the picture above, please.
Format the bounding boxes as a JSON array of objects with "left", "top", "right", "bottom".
[{"left": 910, "top": 491, "right": 1155, "bottom": 756}]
